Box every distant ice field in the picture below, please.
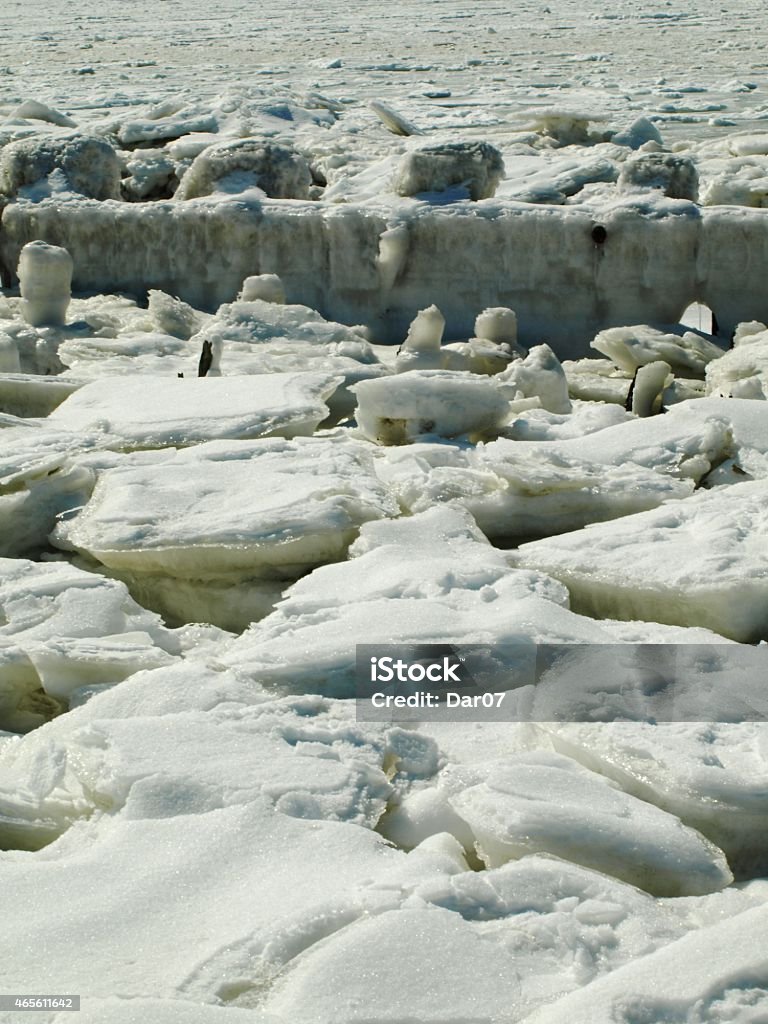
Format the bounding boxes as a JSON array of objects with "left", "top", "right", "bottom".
[{"left": 2, "top": 0, "right": 768, "bottom": 142}]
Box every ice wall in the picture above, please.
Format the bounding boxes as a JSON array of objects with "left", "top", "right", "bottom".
[{"left": 3, "top": 197, "right": 768, "bottom": 354}]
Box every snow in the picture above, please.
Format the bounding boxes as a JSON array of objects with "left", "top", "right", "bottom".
[
  {"left": 49, "top": 372, "right": 342, "bottom": 447},
  {"left": 53, "top": 435, "right": 396, "bottom": 577},
  {"left": 515, "top": 478, "right": 768, "bottom": 641},
  {"left": 3, "top": 2, "right": 768, "bottom": 1019},
  {"left": 442, "top": 751, "right": 732, "bottom": 895},
  {"left": 352, "top": 369, "right": 512, "bottom": 443},
  {"left": 376, "top": 440, "right": 693, "bottom": 540}
]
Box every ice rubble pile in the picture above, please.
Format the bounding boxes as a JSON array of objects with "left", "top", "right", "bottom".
[{"left": 4, "top": 250, "right": 768, "bottom": 1020}]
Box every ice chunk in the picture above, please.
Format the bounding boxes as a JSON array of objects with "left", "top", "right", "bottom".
[
  {"left": 705, "top": 324, "right": 768, "bottom": 398},
  {"left": 629, "top": 359, "right": 672, "bottom": 416},
  {"left": 506, "top": 400, "right": 631, "bottom": 441},
  {"left": 53, "top": 436, "right": 397, "bottom": 578},
  {"left": 147, "top": 290, "right": 202, "bottom": 339},
  {"left": 0, "top": 373, "right": 82, "bottom": 417},
  {"left": 618, "top": 152, "right": 699, "bottom": 200},
  {"left": 17, "top": 240, "right": 73, "bottom": 328},
  {"left": 0, "top": 558, "right": 181, "bottom": 727},
  {"left": 239, "top": 274, "right": 286, "bottom": 304},
  {"left": 530, "top": 400, "right": 733, "bottom": 480},
  {"left": 352, "top": 369, "right": 511, "bottom": 444},
  {"left": 563, "top": 357, "right": 632, "bottom": 405},
  {"left": 515, "top": 478, "right": 768, "bottom": 641},
  {"left": 474, "top": 306, "right": 518, "bottom": 346},
  {"left": 545, "top": 720, "right": 768, "bottom": 877},
  {"left": 13, "top": 99, "right": 77, "bottom": 129},
  {"left": 394, "top": 140, "right": 505, "bottom": 200},
  {"left": 369, "top": 99, "right": 420, "bottom": 137},
  {"left": 592, "top": 323, "right": 725, "bottom": 376},
  {"left": 443, "top": 752, "right": 731, "bottom": 896},
  {"left": 496, "top": 343, "right": 571, "bottom": 413},
  {"left": 175, "top": 139, "right": 312, "bottom": 200},
  {"left": 377, "top": 440, "right": 693, "bottom": 540},
  {"left": 0, "top": 134, "right": 121, "bottom": 200},
  {"left": 610, "top": 116, "right": 663, "bottom": 149},
  {"left": 221, "top": 505, "right": 719, "bottom": 697},
  {"left": 49, "top": 373, "right": 341, "bottom": 448},
  {"left": 394, "top": 304, "right": 444, "bottom": 372}
]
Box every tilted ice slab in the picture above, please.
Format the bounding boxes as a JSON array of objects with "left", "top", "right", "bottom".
[
  {"left": 524, "top": 399, "right": 734, "bottom": 481},
  {"left": 441, "top": 752, "right": 731, "bottom": 896},
  {"left": 504, "top": 399, "right": 631, "bottom": 441},
  {"left": 663, "top": 395, "right": 768, "bottom": 481},
  {"left": 0, "top": 372, "right": 82, "bottom": 418},
  {"left": 591, "top": 323, "right": 725, "bottom": 376},
  {"left": 48, "top": 372, "right": 341, "bottom": 448},
  {"left": 524, "top": 903, "right": 768, "bottom": 1024},
  {"left": 542, "top": 721, "right": 768, "bottom": 878},
  {"left": 0, "top": 557, "right": 226, "bottom": 735},
  {"left": 376, "top": 439, "right": 693, "bottom": 540},
  {"left": 53, "top": 436, "right": 397, "bottom": 578},
  {"left": 0, "top": 421, "right": 111, "bottom": 559},
  {"left": 221, "top": 506, "right": 731, "bottom": 696},
  {"left": 515, "top": 477, "right": 768, "bottom": 642}
]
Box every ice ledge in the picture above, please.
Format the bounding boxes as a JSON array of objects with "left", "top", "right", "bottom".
[{"left": 2, "top": 197, "right": 767, "bottom": 356}]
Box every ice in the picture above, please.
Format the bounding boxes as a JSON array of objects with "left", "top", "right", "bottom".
[
  {"left": 394, "top": 304, "right": 444, "bottom": 372},
  {"left": 521, "top": 399, "right": 734, "bottom": 480},
  {"left": 393, "top": 140, "right": 505, "bottom": 200},
  {"left": 0, "top": 557, "right": 182, "bottom": 730},
  {"left": 5, "top": 5, "right": 768, "bottom": 1017},
  {"left": 515, "top": 478, "right": 768, "bottom": 641},
  {"left": 174, "top": 139, "right": 312, "bottom": 200},
  {"left": 441, "top": 751, "right": 731, "bottom": 896},
  {"left": 505, "top": 400, "right": 631, "bottom": 441},
  {"left": 261, "top": 906, "right": 523, "bottom": 1022},
  {"left": 628, "top": 359, "right": 672, "bottom": 417},
  {"left": 376, "top": 439, "right": 693, "bottom": 541},
  {"left": 352, "top": 369, "right": 512, "bottom": 444},
  {"left": 0, "top": 373, "right": 82, "bottom": 417},
  {"left": 17, "top": 241, "right": 73, "bottom": 328},
  {"left": 0, "top": 197, "right": 712, "bottom": 354},
  {"left": 0, "top": 422, "right": 114, "bottom": 558},
  {"left": 591, "top": 323, "right": 725, "bottom": 375},
  {"left": 146, "top": 289, "right": 202, "bottom": 339},
  {"left": 221, "top": 506, "right": 724, "bottom": 696},
  {"left": 496, "top": 343, "right": 572, "bottom": 413},
  {"left": 525, "top": 904, "right": 768, "bottom": 1024},
  {"left": 51, "top": 436, "right": 396, "bottom": 629},
  {"left": 239, "top": 273, "right": 286, "bottom": 304},
  {"left": 617, "top": 151, "right": 699, "bottom": 200},
  {"left": 706, "top": 323, "right": 768, "bottom": 398},
  {"left": 544, "top": 720, "right": 768, "bottom": 878},
  {"left": 48, "top": 373, "right": 342, "bottom": 448},
  {"left": 0, "top": 134, "right": 121, "bottom": 201}
]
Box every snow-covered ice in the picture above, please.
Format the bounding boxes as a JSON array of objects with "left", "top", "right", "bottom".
[{"left": 3, "top": 1, "right": 768, "bottom": 1018}]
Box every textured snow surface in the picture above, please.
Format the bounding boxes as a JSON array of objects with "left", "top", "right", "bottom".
[
  {"left": 516, "top": 477, "right": 768, "bottom": 641},
  {"left": 3, "top": 1, "right": 768, "bottom": 1019},
  {"left": 49, "top": 372, "right": 342, "bottom": 446}
]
